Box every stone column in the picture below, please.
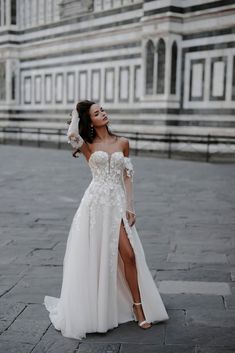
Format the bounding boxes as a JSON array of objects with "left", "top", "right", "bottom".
[{"left": 165, "top": 36, "right": 171, "bottom": 98}]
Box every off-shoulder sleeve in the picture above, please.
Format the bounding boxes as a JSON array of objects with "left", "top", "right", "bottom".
[
  {"left": 123, "top": 156, "right": 135, "bottom": 216},
  {"left": 124, "top": 156, "right": 134, "bottom": 182}
]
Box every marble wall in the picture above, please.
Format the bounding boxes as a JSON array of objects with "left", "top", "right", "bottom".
[
  {"left": 0, "top": 0, "right": 235, "bottom": 134},
  {"left": 18, "top": 0, "right": 60, "bottom": 29}
]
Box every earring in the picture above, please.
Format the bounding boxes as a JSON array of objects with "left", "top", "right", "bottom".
[{"left": 90, "top": 125, "right": 94, "bottom": 139}]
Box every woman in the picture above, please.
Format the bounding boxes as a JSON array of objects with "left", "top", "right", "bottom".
[{"left": 44, "top": 100, "right": 169, "bottom": 340}]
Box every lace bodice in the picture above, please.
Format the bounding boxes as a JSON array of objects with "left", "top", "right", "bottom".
[
  {"left": 88, "top": 150, "right": 131, "bottom": 186},
  {"left": 83, "top": 150, "right": 134, "bottom": 212}
]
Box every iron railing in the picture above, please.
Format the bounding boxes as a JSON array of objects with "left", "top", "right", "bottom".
[{"left": 1, "top": 126, "right": 235, "bottom": 162}]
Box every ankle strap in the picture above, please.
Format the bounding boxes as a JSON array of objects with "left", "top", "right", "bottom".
[{"left": 133, "top": 302, "right": 142, "bottom": 305}]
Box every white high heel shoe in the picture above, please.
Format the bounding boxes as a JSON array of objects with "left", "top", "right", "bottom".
[{"left": 132, "top": 302, "right": 152, "bottom": 329}]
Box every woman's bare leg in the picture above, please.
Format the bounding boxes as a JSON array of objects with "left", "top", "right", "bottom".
[{"left": 118, "top": 220, "right": 151, "bottom": 327}]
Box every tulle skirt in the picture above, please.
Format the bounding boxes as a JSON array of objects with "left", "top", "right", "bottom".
[{"left": 44, "top": 183, "right": 169, "bottom": 340}]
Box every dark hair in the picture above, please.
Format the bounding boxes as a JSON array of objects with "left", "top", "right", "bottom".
[
  {"left": 78, "top": 100, "right": 97, "bottom": 143},
  {"left": 67, "top": 100, "right": 118, "bottom": 157}
]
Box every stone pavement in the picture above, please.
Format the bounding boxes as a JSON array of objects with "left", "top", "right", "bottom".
[{"left": 0, "top": 145, "right": 235, "bottom": 353}]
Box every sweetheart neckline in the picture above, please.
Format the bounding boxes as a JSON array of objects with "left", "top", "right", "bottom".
[{"left": 88, "top": 150, "right": 124, "bottom": 163}]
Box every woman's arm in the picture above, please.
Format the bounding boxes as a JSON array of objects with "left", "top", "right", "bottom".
[
  {"left": 122, "top": 138, "right": 136, "bottom": 227},
  {"left": 67, "top": 110, "right": 90, "bottom": 159}
]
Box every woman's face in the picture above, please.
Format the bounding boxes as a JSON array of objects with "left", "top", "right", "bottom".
[{"left": 89, "top": 104, "right": 109, "bottom": 127}]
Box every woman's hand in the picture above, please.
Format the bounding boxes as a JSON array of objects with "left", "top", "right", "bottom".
[
  {"left": 126, "top": 210, "right": 136, "bottom": 227},
  {"left": 69, "top": 135, "right": 82, "bottom": 148},
  {"left": 68, "top": 135, "right": 82, "bottom": 157}
]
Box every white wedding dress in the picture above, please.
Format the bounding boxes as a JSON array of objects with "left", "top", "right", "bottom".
[{"left": 43, "top": 150, "right": 169, "bottom": 340}]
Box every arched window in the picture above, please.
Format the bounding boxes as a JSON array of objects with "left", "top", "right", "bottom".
[
  {"left": 145, "top": 40, "right": 154, "bottom": 95},
  {"left": 156, "top": 38, "right": 165, "bottom": 94},
  {"left": 170, "top": 41, "right": 177, "bottom": 94}
]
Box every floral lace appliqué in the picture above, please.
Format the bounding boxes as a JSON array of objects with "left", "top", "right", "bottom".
[{"left": 123, "top": 157, "right": 134, "bottom": 181}]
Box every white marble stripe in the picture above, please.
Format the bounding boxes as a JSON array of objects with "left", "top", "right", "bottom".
[
  {"left": 182, "top": 12, "right": 235, "bottom": 33},
  {"left": 186, "top": 91, "right": 222, "bottom": 108},
  {"left": 181, "top": 0, "right": 225, "bottom": 7},
  {"left": 20, "top": 42, "right": 140, "bottom": 61},
  {"left": 20, "top": 60, "right": 142, "bottom": 75},
  {"left": 17, "top": 30, "right": 140, "bottom": 52},
  {"left": 182, "top": 34, "right": 235, "bottom": 47},
  {"left": 144, "top": 0, "right": 230, "bottom": 12},
  {"left": 158, "top": 280, "right": 232, "bottom": 296},
  {"left": 20, "top": 51, "right": 141, "bottom": 69},
  {"left": 17, "top": 9, "right": 143, "bottom": 42},
  {"left": 20, "top": 30, "right": 141, "bottom": 51},
  {"left": 144, "top": 0, "right": 182, "bottom": 12},
  {"left": 146, "top": 8, "right": 235, "bottom": 29}
]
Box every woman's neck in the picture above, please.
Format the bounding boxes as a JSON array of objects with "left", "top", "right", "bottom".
[{"left": 94, "top": 126, "right": 112, "bottom": 143}]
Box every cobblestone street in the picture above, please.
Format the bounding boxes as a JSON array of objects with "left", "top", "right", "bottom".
[{"left": 0, "top": 145, "right": 235, "bottom": 353}]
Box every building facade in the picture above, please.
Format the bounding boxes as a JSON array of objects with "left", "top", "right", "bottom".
[{"left": 0, "top": 0, "right": 235, "bottom": 142}]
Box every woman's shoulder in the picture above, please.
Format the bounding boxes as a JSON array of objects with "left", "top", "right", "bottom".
[
  {"left": 116, "top": 136, "right": 130, "bottom": 156},
  {"left": 117, "top": 136, "right": 129, "bottom": 147}
]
